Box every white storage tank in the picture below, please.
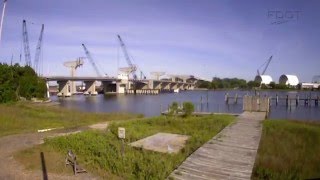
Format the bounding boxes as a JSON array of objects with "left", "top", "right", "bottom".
[
  {"left": 254, "top": 75, "right": 273, "bottom": 85},
  {"left": 279, "top": 74, "right": 299, "bottom": 86}
]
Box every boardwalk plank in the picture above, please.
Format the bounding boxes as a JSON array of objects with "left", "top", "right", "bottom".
[{"left": 169, "top": 111, "right": 265, "bottom": 180}]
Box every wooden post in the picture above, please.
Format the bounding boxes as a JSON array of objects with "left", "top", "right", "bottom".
[
  {"left": 296, "top": 95, "right": 299, "bottom": 106},
  {"left": 276, "top": 94, "right": 278, "bottom": 106},
  {"left": 309, "top": 94, "right": 312, "bottom": 107},
  {"left": 234, "top": 93, "right": 238, "bottom": 104},
  {"left": 225, "top": 93, "right": 229, "bottom": 104},
  {"left": 286, "top": 95, "right": 289, "bottom": 107}
]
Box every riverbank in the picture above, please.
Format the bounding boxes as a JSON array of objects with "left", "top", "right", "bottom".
[
  {"left": 14, "top": 115, "right": 235, "bottom": 179},
  {"left": 0, "top": 102, "right": 142, "bottom": 137}
]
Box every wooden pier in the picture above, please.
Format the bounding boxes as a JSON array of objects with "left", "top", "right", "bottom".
[
  {"left": 169, "top": 111, "right": 266, "bottom": 180},
  {"left": 224, "top": 93, "right": 320, "bottom": 107}
]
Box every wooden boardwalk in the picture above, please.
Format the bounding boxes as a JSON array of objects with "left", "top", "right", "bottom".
[{"left": 169, "top": 111, "right": 266, "bottom": 180}]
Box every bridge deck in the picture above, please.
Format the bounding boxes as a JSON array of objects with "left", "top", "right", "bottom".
[{"left": 169, "top": 111, "right": 266, "bottom": 180}]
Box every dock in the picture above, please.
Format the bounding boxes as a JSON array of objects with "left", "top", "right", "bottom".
[{"left": 169, "top": 111, "right": 266, "bottom": 180}]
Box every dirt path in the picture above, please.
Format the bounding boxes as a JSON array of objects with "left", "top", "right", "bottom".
[{"left": 0, "top": 122, "right": 109, "bottom": 180}]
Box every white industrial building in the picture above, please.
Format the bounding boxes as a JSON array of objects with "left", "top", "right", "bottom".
[
  {"left": 300, "top": 82, "right": 320, "bottom": 89},
  {"left": 279, "top": 74, "right": 299, "bottom": 86},
  {"left": 254, "top": 75, "right": 273, "bottom": 85}
]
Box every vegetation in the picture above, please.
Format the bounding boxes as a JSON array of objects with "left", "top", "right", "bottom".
[
  {"left": 0, "top": 63, "right": 47, "bottom": 103},
  {"left": 196, "top": 77, "right": 297, "bottom": 90},
  {"left": 16, "top": 115, "right": 235, "bottom": 179},
  {"left": 196, "top": 77, "right": 248, "bottom": 89},
  {"left": 0, "top": 102, "right": 142, "bottom": 137},
  {"left": 182, "top": 101, "right": 194, "bottom": 117},
  {"left": 168, "top": 101, "right": 179, "bottom": 116},
  {"left": 253, "top": 120, "right": 320, "bottom": 179}
]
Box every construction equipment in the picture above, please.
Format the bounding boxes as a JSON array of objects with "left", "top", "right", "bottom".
[
  {"left": 140, "top": 71, "right": 146, "bottom": 80},
  {"left": 0, "top": 0, "right": 7, "bottom": 46},
  {"left": 117, "top": 35, "right": 138, "bottom": 80},
  {"left": 64, "top": 57, "right": 84, "bottom": 76},
  {"left": 22, "top": 20, "right": 32, "bottom": 66},
  {"left": 64, "top": 57, "right": 84, "bottom": 94},
  {"left": 34, "top": 24, "right": 44, "bottom": 74},
  {"left": 257, "top": 55, "right": 273, "bottom": 76},
  {"left": 150, "top": 72, "right": 165, "bottom": 80},
  {"left": 81, "top": 44, "right": 102, "bottom": 77}
]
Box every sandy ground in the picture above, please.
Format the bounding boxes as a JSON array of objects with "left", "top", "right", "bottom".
[{"left": 0, "top": 122, "right": 109, "bottom": 180}]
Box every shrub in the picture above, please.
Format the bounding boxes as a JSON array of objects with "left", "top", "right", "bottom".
[
  {"left": 183, "top": 102, "right": 194, "bottom": 117},
  {"left": 168, "top": 101, "right": 179, "bottom": 116}
]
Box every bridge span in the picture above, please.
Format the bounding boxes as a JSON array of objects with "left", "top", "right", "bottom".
[{"left": 44, "top": 76, "right": 197, "bottom": 97}]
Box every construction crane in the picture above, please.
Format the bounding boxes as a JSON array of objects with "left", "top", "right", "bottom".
[
  {"left": 22, "top": 19, "right": 32, "bottom": 66},
  {"left": 257, "top": 55, "right": 273, "bottom": 76},
  {"left": 81, "top": 44, "right": 102, "bottom": 77},
  {"left": 34, "top": 24, "right": 44, "bottom": 74},
  {"left": 0, "top": 0, "right": 7, "bottom": 46},
  {"left": 140, "top": 71, "right": 146, "bottom": 80},
  {"left": 117, "top": 35, "right": 138, "bottom": 80},
  {"left": 150, "top": 72, "right": 165, "bottom": 80}
]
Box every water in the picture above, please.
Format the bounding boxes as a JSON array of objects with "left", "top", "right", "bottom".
[{"left": 51, "top": 90, "right": 320, "bottom": 121}]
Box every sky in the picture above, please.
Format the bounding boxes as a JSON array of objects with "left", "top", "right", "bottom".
[{"left": 0, "top": 0, "right": 319, "bottom": 82}]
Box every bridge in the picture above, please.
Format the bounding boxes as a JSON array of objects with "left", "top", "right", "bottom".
[{"left": 44, "top": 75, "right": 197, "bottom": 97}]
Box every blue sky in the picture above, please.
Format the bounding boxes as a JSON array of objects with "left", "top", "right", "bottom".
[{"left": 0, "top": 0, "right": 319, "bottom": 82}]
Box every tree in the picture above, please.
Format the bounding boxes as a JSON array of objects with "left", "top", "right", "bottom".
[{"left": 0, "top": 63, "right": 47, "bottom": 103}]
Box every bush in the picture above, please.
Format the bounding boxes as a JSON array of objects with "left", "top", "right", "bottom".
[
  {"left": 0, "top": 63, "right": 46, "bottom": 103},
  {"left": 168, "top": 101, "right": 179, "bottom": 116},
  {"left": 183, "top": 102, "right": 194, "bottom": 117}
]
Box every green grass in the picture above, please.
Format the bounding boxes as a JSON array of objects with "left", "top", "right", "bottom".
[
  {"left": 0, "top": 102, "right": 142, "bottom": 137},
  {"left": 16, "top": 115, "right": 234, "bottom": 179},
  {"left": 253, "top": 120, "right": 320, "bottom": 179}
]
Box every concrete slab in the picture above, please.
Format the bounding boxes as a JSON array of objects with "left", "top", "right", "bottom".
[{"left": 130, "top": 133, "right": 189, "bottom": 154}]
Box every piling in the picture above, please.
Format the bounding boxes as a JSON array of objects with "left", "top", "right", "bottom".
[
  {"left": 225, "top": 93, "right": 229, "bottom": 104},
  {"left": 276, "top": 94, "right": 278, "bottom": 106},
  {"left": 316, "top": 96, "right": 319, "bottom": 106},
  {"left": 285, "top": 95, "right": 289, "bottom": 107},
  {"left": 234, "top": 93, "right": 238, "bottom": 104},
  {"left": 296, "top": 95, "right": 299, "bottom": 106}
]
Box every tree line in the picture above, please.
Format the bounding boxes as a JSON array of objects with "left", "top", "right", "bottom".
[
  {"left": 0, "top": 63, "right": 47, "bottom": 103},
  {"left": 196, "top": 77, "right": 297, "bottom": 90}
]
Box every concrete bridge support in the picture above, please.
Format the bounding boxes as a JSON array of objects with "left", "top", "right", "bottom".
[
  {"left": 170, "top": 83, "right": 178, "bottom": 90},
  {"left": 57, "top": 80, "right": 71, "bottom": 97},
  {"left": 84, "top": 81, "right": 97, "bottom": 95},
  {"left": 116, "top": 83, "right": 126, "bottom": 94}
]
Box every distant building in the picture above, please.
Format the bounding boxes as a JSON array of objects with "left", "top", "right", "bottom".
[
  {"left": 254, "top": 75, "right": 273, "bottom": 85},
  {"left": 300, "top": 82, "right": 320, "bottom": 89},
  {"left": 279, "top": 74, "right": 299, "bottom": 86}
]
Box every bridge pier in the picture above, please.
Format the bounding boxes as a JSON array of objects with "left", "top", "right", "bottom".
[
  {"left": 57, "top": 80, "right": 71, "bottom": 97},
  {"left": 84, "top": 81, "right": 97, "bottom": 96}
]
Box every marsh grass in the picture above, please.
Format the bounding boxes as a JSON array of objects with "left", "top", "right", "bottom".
[
  {"left": 0, "top": 102, "right": 142, "bottom": 137},
  {"left": 16, "top": 115, "right": 234, "bottom": 179},
  {"left": 253, "top": 120, "right": 320, "bottom": 179}
]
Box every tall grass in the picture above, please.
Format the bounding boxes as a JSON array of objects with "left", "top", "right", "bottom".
[
  {"left": 0, "top": 102, "right": 142, "bottom": 137},
  {"left": 253, "top": 120, "right": 320, "bottom": 179},
  {"left": 44, "top": 115, "right": 234, "bottom": 179}
]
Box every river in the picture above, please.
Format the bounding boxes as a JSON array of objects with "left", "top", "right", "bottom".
[{"left": 51, "top": 90, "right": 320, "bottom": 121}]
